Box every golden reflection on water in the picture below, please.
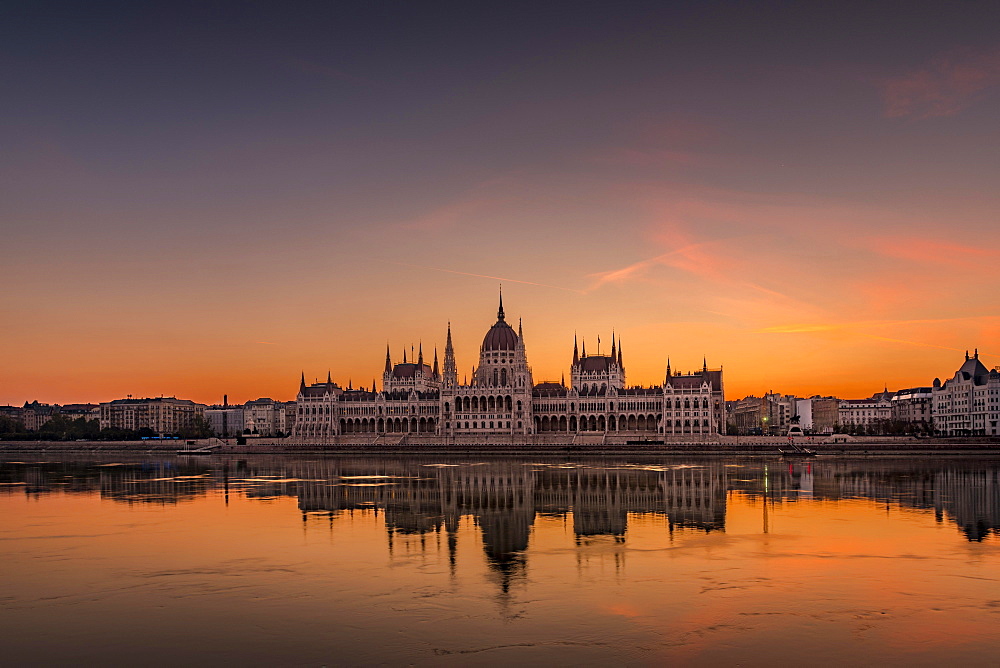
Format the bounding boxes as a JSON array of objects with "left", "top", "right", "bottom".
[{"left": 2, "top": 455, "right": 1000, "bottom": 666}]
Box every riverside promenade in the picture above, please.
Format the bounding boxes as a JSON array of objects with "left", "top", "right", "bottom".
[{"left": 3, "top": 435, "right": 1000, "bottom": 456}]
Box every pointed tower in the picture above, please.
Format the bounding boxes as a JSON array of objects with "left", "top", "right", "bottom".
[
  {"left": 610, "top": 331, "right": 616, "bottom": 363},
  {"left": 433, "top": 347, "right": 440, "bottom": 378},
  {"left": 327, "top": 369, "right": 332, "bottom": 384},
  {"left": 617, "top": 338, "right": 623, "bottom": 369},
  {"left": 418, "top": 341, "right": 424, "bottom": 367},
  {"left": 703, "top": 356, "right": 707, "bottom": 373},
  {"left": 443, "top": 322, "right": 458, "bottom": 388},
  {"left": 498, "top": 284, "right": 505, "bottom": 321},
  {"left": 384, "top": 344, "right": 392, "bottom": 374},
  {"left": 573, "top": 333, "right": 579, "bottom": 366},
  {"left": 299, "top": 371, "right": 306, "bottom": 394}
]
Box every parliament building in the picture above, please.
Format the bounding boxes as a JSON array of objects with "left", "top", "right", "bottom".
[{"left": 293, "top": 293, "right": 725, "bottom": 440}]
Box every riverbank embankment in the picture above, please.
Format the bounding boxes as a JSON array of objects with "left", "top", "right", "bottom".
[{"left": 4, "top": 436, "right": 1000, "bottom": 457}]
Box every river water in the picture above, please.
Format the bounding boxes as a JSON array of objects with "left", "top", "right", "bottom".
[{"left": 2, "top": 454, "right": 1000, "bottom": 666}]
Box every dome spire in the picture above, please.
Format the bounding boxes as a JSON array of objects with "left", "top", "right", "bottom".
[{"left": 497, "top": 284, "right": 505, "bottom": 321}]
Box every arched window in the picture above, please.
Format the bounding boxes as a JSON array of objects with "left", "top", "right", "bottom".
[{"left": 501, "top": 368, "right": 507, "bottom": 386}]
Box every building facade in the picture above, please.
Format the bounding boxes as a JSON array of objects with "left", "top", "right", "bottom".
[
  {"left": 932, "top": 351, "right": 1000, "bottom": 436},
  {"left": 205, "top": 404, "right": 245, "bottom": 438},
  {"left": 839, "top": 391, "right": 894, "bottom": 431},
  {"left": 100, "top": 397, "right": 206, "bottom": 435},
  {"left": 293, "top": 294, "right": 725, "bottom": 439},
  {"left": 891, "top": 387, "right": 933, "bottom": 432},
  {"left": 243, "top": 398, "right": 291, "bottom": 436}
]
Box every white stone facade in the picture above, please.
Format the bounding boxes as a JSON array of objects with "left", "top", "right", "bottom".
[
  {"left": 292, "top": 294, "right": 725, "bottom": 440},
  {"left": 932, "top": 352, "right": 1000, "bottom": 436}
]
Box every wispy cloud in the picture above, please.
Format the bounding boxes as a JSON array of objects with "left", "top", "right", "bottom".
[
  {"left": 757, "top": 316, "right": 1000, "bottom": 357},
  {"left": 868, "top": 236, "right": 999, "bottom": 267},
  {"left": 757, "top": 315, "right": 1000, "bottom": 335},
  {"left": 882, "top": 47, "right": 1000, "bottom": 119},
  {"left": 392, "top": 262, "right": 585, "bottom": 294}
]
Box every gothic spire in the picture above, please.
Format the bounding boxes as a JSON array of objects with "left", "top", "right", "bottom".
[
  {"left": 582, "top": 337, "right": 587, "bottom": 358},
  {"left": 666, "top": 357, "right": 671, "bottom": 377},
  {"left": 617, "top": 338, "right": 623, "bottom": 367},
  {"left": 384, "top": 344, "right": 392, "bottom": 374},
  {"left": 433, "top": 347, "right": 439, "bottom": 377},
  {"left": 497, "top": 284, "right": 505, "bottom": 321},
  {"left": 443, "top": 321, "right": 458, "bottom": 386},
  {"left": 418, "top": 341, "right": 424, "bottom": 366},
  {"left": 573, "top": 332, "right": 579, "bottom": 365},
  {"left": 703, "top": 356, "right": 707, "bottom": 372},
  {"left": 300, "top": 371, "right": 306, "bottom": 392},
  {"left": 610, "top": 330, "right": 616, "bottom": 360},
  {"left": 403, "top": 348, "right": 407, "bottom": 364},
  {"left": 327, "top": 369, "right": 332, "bottom": 384}
]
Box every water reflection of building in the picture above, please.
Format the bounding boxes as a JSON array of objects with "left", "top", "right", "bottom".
[
  {"left": 0, "top": 459, "right": 215, "bottom": 504},
  {"left": 290, "top": 458, "right": 728, "bottom": 593},
  {"left": 6, "top": 456, "right": 1000, "bottom": 560}
]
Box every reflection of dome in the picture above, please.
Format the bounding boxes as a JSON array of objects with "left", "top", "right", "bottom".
[{"left": 483, "top": 320, "right": 517, "bottom": 350}]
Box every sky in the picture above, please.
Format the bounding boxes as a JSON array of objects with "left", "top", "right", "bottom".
[{"left": 2, "top": 0, "right": 999, "bottom": 405}]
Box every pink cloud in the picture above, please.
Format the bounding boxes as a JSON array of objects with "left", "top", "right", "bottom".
[
  {"left": 882, "top": 47, "right": 1000, "bottom": 119},
  {"left": 869, "top": 236, "right": 999, "bottom": 267}
]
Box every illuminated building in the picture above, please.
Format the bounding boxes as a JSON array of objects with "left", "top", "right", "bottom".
[{"left": 292, "top": 292, "right": 725, "bottom": 440}]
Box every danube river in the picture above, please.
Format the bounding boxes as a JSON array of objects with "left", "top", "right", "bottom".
[{"left": 3, "top": 455, "right": 1000, "bottom": 666}]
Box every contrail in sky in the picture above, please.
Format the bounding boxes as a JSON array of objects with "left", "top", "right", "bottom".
[{"left": 392, "top": 262, "right": 586, "bottom": 294}]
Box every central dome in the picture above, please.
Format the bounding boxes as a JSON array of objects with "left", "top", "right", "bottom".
[
  {"left": 481, "top": 289, "right": 518, "bottom": 350},
  {"left": 483, "top": 320, "right": 517, "bottom": 350}
]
